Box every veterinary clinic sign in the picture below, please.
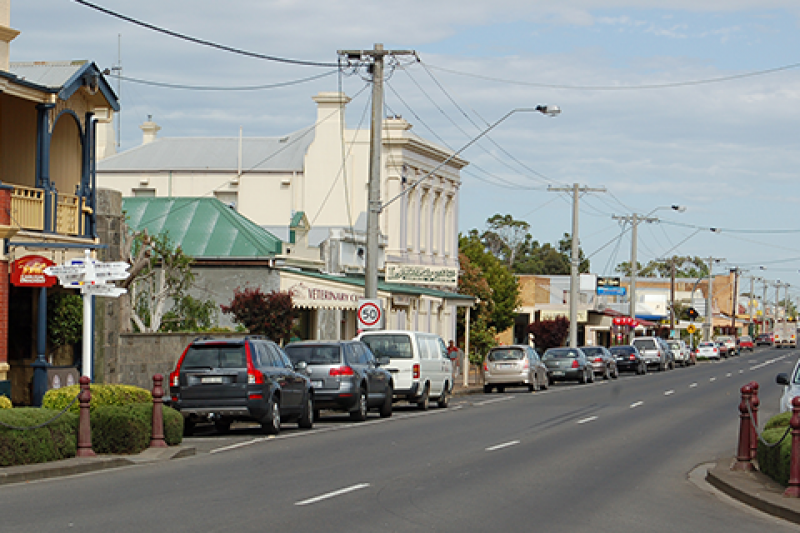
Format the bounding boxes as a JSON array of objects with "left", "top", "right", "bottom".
[
  {"left": 282, "top": 280, "right": 362, "bottom": 310},
  {"left": 11, "top": 255, "right": 57, "bottom": 287},
  {"left": 385, "top": 264, "right": 458, "bottom": 287}
]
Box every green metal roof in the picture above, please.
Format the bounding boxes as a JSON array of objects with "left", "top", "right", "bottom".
[
  {"left": 122, "top": 197, "right": 283, "bottom": 258},
  {"left": 287, "top": 270, "right": 475, "bottom": 301}
]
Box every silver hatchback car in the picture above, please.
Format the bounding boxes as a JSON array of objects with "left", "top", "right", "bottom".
[{"left": 483, "top": 345, "right": 549, "bottom": 393}]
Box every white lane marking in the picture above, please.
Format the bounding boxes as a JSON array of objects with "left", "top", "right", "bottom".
[
  {"left": 726, "top": 373, "right": 732, "bottom": 378},
  {"left": 690, "top": 383, "right": 698, "bottom": 388},
  {"left": 630, "top": 401, "right": 644, "bottom": 409},
  {"left": 210, "top": 438, "right": 268, "bottom": 454},
  {"left": 751, "top": 355, "right": 789, "bottom": 371},
  {"left": 473, "top": 396, "right": 515, "bottom": 407},
  {"left": 710, "top": 377, "right": 717, "bottom": 382},
  {"left": 486, "top": 440, "right": 521, "bottom": 452},
  {"left": 295, "top": 483, "right": 370, "bottom": 506},
  {"left": 664, "top": 390, "right": 675, "bottom": 396},
  {"left": 739, "top": 370, "right": 744, "bottom": 374},
  {"left": 577, "top": 416, "right": 598, "bottom": 424}
]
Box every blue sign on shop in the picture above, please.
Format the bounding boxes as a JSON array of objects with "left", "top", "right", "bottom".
[{"left": 597, "top": 286, "right": 627, "bottom": 296}]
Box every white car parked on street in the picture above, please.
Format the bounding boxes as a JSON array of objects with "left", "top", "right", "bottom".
[{"left": 776, "top": 357, "right": 800, "bottom": 413}]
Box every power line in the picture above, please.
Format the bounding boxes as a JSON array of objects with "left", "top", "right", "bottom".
[
  {"left": 423, "top": 60, "right": 800, "bottom": 91},
  {"left": 106, "top": 70, "right": 339, "bottom": 91},
  {"left": 74, "top": 0, "right": 339, "bottom": 68}
]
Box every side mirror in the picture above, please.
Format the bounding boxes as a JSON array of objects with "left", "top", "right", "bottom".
[
  {"left": 295, "top": 361, "right": 309, "bottom": 373},
  {"left": 777, "top": 373, "right": 790, "bottom": 386}
]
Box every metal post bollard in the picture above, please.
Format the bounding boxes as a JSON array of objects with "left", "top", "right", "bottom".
[
  {"left": 783, "top": 396, "right": 800, "bottom": 497},
  {"left": 150, "top": 374, "right": 168, "bottom": 449},
  {"left": 732, "top": 384, "right": 754, "bottom": 471},
  {"left": 749, "top": 381, "right": 760, "bottom": 460},
  {"left": 76, "top": 376, "right": 96, "bottom": 458}
]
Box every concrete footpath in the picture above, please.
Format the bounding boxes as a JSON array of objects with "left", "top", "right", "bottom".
[{"left": 3, "top": 379, "right": 800, "bottom": 528}]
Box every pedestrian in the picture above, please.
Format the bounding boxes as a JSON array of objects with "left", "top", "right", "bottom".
[{"left": 447, "top": 340, "right": 461, "bottom": 376}]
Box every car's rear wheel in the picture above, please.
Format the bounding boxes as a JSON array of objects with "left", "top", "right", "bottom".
[
  {"left": 417, "top": 384, "right": 430, "bottom": 411},
  {"left": 298, "top": 394, "right": 313, "bottom": 429},
  {"left": 437, "top": 387, "right": 450, "bottom": 408},
  {"left": 611, "top": 366, "right": 619, "bottom": 379},
  {"left": 261, "top": 396, "right": 281, "bottom": 435},
  {"left": 483, "top": 384, "right": 493, "bottom": 394},
  {"left": 579, "top": 370, "right": 587, "bottom": 384},
  {"left": 380, "top": 385, "right": 393, "bottom": 418},
  {"left": 350, "top": 388, "right": 368, "bottom": 421}
]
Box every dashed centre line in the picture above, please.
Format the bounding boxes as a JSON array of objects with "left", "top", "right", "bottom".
[
  {"left": 295, "top": 483, "right": 370, "bottom": 506},
  {"left": 486, "top": 440, "right": 520, "bottom": 452},
  {"left": 664, "top": 390, "right": 675, "bottom": 396},
  {"left": 710, "top": 377, "right": 717, "bottom": 382},
  {"left": 690, "top": 383, "right": 698, "bottom": 388},
  {"left": 630, "top": 401, "right": 644, "bottom": 409},
  {"left": 577, "top": 416, "right": 598, "bottom": 424}
]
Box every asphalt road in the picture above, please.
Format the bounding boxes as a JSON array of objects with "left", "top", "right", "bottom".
[{"left": 1, "top": 348, "right": 798, "bottom": 532}]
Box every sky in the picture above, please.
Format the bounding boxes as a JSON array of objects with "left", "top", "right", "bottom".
[{"left": 11, "top": 1, "right": 800, "bottom": 303}]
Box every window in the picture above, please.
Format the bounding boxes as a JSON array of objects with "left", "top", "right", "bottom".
[{"left": 361, "top": 334, "right": 413, "bottom": 359}]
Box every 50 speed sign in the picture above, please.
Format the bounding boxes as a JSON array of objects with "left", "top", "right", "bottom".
[{"left": 357, "top": 298, "right": 383, "bottom": 330}]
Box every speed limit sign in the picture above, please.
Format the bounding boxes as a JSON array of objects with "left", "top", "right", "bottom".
[{"left": 357, "top": 298, "right": 383, "bottom": 330}]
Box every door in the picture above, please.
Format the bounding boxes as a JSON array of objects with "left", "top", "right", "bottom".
[{"left": 266, "top": 342, "right": 303, "bottom": 412}]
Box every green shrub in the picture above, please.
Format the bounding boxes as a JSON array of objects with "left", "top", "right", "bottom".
[
  {"left": 0, "top": 408, "right": 78, "bottom": 466},
  {"left": 91, "top": 404, "right": 183, "bottom": 454},
  {"left": 43, "top": 383, "right": 152, "bottom": 413},
  {"left": 764, "top": 411, "right": 791, "bottom": 430},
  {"left": 0, "top": 395, "right": 11, "bottom": 409},
  {"left": 758, "top": 426, "right": 793, "bottom": 486}
]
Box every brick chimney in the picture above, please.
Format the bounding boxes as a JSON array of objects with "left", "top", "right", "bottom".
[
  {"left": 0, "top": 0, "right": 20, "bottom": 72},
  {"left": 140, "top": 115, "right": 161, "bottom": 145}
]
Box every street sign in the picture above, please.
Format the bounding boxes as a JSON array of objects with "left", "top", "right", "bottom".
[
  {"left": 357, "top": 298, "right": 383, "bottom": 330},
  {"left": 687, "top": 324, "right": 697, "bottom": 334},
  {"left": 80, "top": 284, "right": 127, "bottom": 297}
]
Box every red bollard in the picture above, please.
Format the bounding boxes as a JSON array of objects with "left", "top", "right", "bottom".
[
  {"left": 732, "top": 384, "right": 755, "bottom": 471},
  {"left": 76, "top": 376, "right": 96, "bottom": 458},
  {"left": 749, "top": 381, "right": 760, "bottom": 460},
  {"left": 150, "top": 374, "right": 168, "bottom": 449},
  {"left": 783, "top": 396, "right": 800, "bottom": 497}
]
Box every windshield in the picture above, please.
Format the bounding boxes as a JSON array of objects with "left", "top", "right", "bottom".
[
  {"left": 609, "top": 346, "right": 632, "bottom": 355},
  {"left": 581, "top": 347, "right": 603, "bottom": 356},
  {"left": 284, "top": 344, "right": 341, "bottom": 365},
  {"left": 488, "top": 348, "right": 525, "bottom": 361},
  {"left": 182, "top": 345, "right": 246, "bottom": 369},
  {"left": 543, "top": 348, "right": 579, "bottom": 359},
  {"left": 632, "top": 339, "right": 656, "bottom": 350},
  {"left": 360, "top": 334, "right": 413, "bottom": 359}
]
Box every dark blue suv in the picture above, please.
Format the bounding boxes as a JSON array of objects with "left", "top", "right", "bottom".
[{"left": 169, "top": 336, "right": 314, "bottom": 436}]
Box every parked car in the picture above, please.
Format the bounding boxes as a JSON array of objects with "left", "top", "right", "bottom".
[
  {"left": 284, "top": 340, "right": 393, "bottom": 421},
  {"left": 608, "top": 345, "right": 647, "bottom": 374},
  {"left": 714, "top": 335, "right": 739, "bottom": 357},
  {"left": 357, "top": 330, "right": 453, "bottom": 410},
  {"left": 776, "top": 357, "right": 800, "bottom": 413},
  {"left": 542, "top": 347, "right": 594, "bottom": 385},
  {"left": 738, "top": 335, "right": 755, "bottom": 352},
  {"left": 666, "top": 339, "right": 692, "bottom": 367},
  {"left": 756, "top": 333, "right": 773, "bottom": 346},
  {"left": 631, "top": 337, "right": 673, "bottom": 371},
  {"left": 169, "top": 336, "right": 314, "bottom": 436},
  {"left": 579, "top": 346, "right": 619, "bottom": 380},
  {"left": 715, "top": 341, "right": 729, "bottom": 358},
  {"left": 483, "top": 345, "right": 548, "bottom": 393},
  {"left": 695, "top": 341, "right": 720, "bottom": 360}
]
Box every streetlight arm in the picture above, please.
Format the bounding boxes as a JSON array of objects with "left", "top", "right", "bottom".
[{"left": 380, "top": 106, "right": 559, "bottom": 211}]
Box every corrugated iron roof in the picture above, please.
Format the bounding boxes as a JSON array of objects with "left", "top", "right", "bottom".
[
  {"left": 122, "top": 197, "right": 283, "bottom": 258},
  {"left": 98, "top": 129, "right": 314, "bottom": 172},
  {"left": 9, "top": 60, "right": 88, "bottom": 89}
]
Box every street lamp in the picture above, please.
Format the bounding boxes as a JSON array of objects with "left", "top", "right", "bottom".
[
  {"left": 365, "top": 105, "right": 561, "bottom": 300},
  {"left": 616, "top": 205, "right": 685, "bottom": 335}
]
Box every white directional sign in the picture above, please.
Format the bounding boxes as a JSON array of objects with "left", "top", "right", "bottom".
[
  {"left": 357, "top": 298, "right": 383, "bottom": 330},
  {"left": 80, "top": 283, "right": 127, "bottom": 297}
]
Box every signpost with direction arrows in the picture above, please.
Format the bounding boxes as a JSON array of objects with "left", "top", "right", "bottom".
[{"left": 44, "top": 250, "right": 130, "bottom": 379}]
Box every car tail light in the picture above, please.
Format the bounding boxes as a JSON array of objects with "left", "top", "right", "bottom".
[
  {"left": 329, "top": 366, "right": 355, "bottom": 376},
  {"left": 522, "top": 359, "right": 530, "bottom": 370},
  {"left": 169, "top": 370, "right": 180, "bottom": 387},
  {"left": 594, "top": 357, "right": 603, "bottom": 363},
  {"left": 413, "top": 364, "right": 420, "bottom": 379},
  {"left": 571, "top": 359, "right": 579, "bottom": 368},
  {"left": 245, "top": 343, "right": 264, "bottom": 384},
  {"left": 484, "top": 361, "right": 489, "bottom": 371},
  {"left": 629, "top": 354, "right": 636, "bottom": 361}
]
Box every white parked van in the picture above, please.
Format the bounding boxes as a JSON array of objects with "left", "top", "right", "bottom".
[{"left": 356, "top": 330, "right": 453, "bottom": 409}]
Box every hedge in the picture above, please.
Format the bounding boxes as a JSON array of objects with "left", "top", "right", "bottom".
[
  {"left": 0, "top": 395, "right": 11, "bottom": 409},
  {"left": 0, "top": 408, "right": 78, "bottom": 466},
  {"left": 42, "top": 383, "right": 152, "bottom": 413},
  {"left": 757, "top": 412, "right": 794, "bottom": 486},
  {"left": 91, "top": 404, "right": 183, "bottom": 454}
]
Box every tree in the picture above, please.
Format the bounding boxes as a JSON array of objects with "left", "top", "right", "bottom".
[
  {"left": 481, "top": 214, "right": 531, "bottom": 268},
  {"left": 456, "top": 251, "right": 497, "bottom": 361},
  {"left": 47, "top": 292, "right": 82, "bottom": 349},
  {"left": 160, "top": 294, "right": 219, "bottom": 332},
  {"left": 527, "top": 317, "right": 570, "bottom": 352},
  {"left": 221, "top": 287, "right": 299, "bottom": 344},
  {"left": 615, "top": 255, "right": 709, "bottom": 278}
]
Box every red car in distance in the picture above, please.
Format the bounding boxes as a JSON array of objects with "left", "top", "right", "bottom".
[{"left": 738, "top": 335, "right": 754, "bottom": 352}]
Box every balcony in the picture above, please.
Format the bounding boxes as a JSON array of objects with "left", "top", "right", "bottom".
[{"left": 10, "top": 184, "right": 86, "bottom": 237}]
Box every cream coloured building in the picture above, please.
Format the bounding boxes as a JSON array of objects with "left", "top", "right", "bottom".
[{"left": 96, "top": 92, "right": 469, "bottom": 340}]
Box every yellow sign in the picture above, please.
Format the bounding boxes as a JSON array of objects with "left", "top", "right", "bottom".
[{"left": 687, "top": 324, "right": 696, "bottom": 334}]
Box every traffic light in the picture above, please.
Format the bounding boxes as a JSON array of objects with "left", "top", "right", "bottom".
[{"left": 687, "top": 307, "right": 699, "bottom": 320}]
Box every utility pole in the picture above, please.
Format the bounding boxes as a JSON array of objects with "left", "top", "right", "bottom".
[
  {"left": 730, "top": 268, "right": 739, "bottom": 339},
  {"left": 548, "top": 183, "right": 606, "bottom": 347},
  {"left": 762, "top": 279, "right": 769, "bottom": 335},
  {"left": 703, "top": 257, "right": 725, "bottom": 342},
  {"left": 337, "top": 44, "right": 415, "bottom": 300}
]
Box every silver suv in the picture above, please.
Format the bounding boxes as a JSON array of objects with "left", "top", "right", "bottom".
[
  {"left": 632, "top": 336, "right": 673, "bottom": 371},
  {"left": 284, "top": 341, "right": 393, "bottom": 421}
]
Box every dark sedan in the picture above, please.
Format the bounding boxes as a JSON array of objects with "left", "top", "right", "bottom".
[
  {"left": 542, "top": 347, "right": 594, "bottom": 385},
  {"left": 609, "top": 345, "right": 647, "bottom": 374}
]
